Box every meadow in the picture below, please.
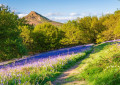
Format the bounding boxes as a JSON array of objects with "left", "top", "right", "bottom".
[
  {"left": 0, "top": 46, "right": 92, "bottom": 85},
  {"left": 63, "top": 42, "right": 120, "bottom": 85}
]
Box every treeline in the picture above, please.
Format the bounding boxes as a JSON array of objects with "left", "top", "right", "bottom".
[{"left": 0, "top": 5, "right": 120, "bottom": 61}]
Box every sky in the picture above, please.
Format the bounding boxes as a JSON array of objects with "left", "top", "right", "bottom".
[{"left": 0, "top": 0, "right": 120, "bottom": 23}]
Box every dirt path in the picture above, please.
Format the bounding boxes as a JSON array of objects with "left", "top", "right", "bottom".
[{"left": 52, "top": 52, "right": 92, "bottom": 85}]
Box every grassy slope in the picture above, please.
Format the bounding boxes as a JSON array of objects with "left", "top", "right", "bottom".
[{"left": 64, "top": 42, "right": 120, "bottom": 85}]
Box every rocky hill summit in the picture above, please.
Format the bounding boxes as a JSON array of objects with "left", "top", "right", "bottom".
[{"left": 24, "top": 11, "right": 62, "bottom": 26}]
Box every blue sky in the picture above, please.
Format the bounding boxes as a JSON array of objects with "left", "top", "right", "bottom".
[{"left": 0, "top": 0, "right": 120, "bottom": 22}]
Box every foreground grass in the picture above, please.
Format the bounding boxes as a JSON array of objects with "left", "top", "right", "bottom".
[
  {"left": 64, "top": 42, "right": 120, "bottom": 85},
  {"left": 0, "top": 47, "right": 92, "bottom": 85}
]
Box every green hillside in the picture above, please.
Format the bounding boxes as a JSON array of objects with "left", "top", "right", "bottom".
[{"left": 63, "top": 42, "right": 120, "bottom": 85}]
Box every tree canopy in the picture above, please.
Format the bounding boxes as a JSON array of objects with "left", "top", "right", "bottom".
[{"left": 0, "top": 5, "right": 27, "bottom": 61}]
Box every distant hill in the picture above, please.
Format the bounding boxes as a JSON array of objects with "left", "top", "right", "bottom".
[{"left": 24, "top": 11, "right": 62, "bottom": 26}]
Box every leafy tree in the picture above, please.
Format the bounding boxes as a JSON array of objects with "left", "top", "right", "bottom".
[
  {"left": 19, "top": 26, "right": 33, "bottom": 50},
  {"left": 96, "top": 10, "right": 120, "bottom": 43},
  {"left": 113, "top": 21, "right": 120, "bottom": 39},
  {"left": 32, "top": 23, "right": 61, "bottom": 52},
  {"left": 60, "top": 20, "right": 82, "bottom": 45},
  {"left": 77, "top": 16, "right": 104, "bottom": 43},
  {"left": 0, "top": 5, "right": 27, "bottom": 61}
]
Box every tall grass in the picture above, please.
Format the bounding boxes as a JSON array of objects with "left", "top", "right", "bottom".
[
  {"left": 0, "top": 48, "right": 92, "bottom": 85},
  {"left": 79, "top": 42, "right": 120, "bottom": 85}
]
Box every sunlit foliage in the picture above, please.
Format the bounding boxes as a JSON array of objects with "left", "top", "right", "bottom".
[
  {"left": 32, "top": 23, "right": 62, "bottom": 52},
  {"left": 0, "top": 5, "right": 27, "bottom": 61}
]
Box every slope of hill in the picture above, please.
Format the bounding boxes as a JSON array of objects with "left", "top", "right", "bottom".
[
  {"left": 24, "top": 11, "right": 62, "bottom": 26},
  {"left": 57, "top": 42, "right": 120, "bottom": 85}
]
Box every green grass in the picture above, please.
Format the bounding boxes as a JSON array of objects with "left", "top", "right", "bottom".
[{"left": 65, "top": 42, "right": 120, "bottom": 85}]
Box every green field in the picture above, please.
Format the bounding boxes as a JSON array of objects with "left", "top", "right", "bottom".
[{"left": 63, "top": 42, "right": 120, "bottom": 85}]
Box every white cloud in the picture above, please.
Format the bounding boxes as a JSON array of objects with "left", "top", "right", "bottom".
[
  {"left": 104, "top": 11, "right": 113, "bottom": 15},
  {"left": 17, "top": 14, "right": 28, "bottom": 18},
  {"left": 0, "top": 4, "right": 2, "bottom": 7},
  {"left": 45, "top": 13, "right": 62, "bottom": 17},
  {"left": 45, "top": 12, "right": 94, "bottom": 22},
  {"left": 53, "top": 16, "right": 76, "bottom": 20},
  {"left": 45, "top": 12, "right": 86, "bottom": 22},
  {"left": 48, "top": 16, "right": 84, "bottom": 23},
  {"left": 69, "top": 13, "right": 79, "bottom": 16},
  {"left": 0, "top": 4, "right": 5, "bottom": 7},
  {"left": 80, "top": 13, "right": 88, "bottom": 16}
]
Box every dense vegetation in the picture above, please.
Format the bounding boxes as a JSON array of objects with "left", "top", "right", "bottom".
[{"left": 0, "top": 4, "right": 120, "bottom": 61}]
